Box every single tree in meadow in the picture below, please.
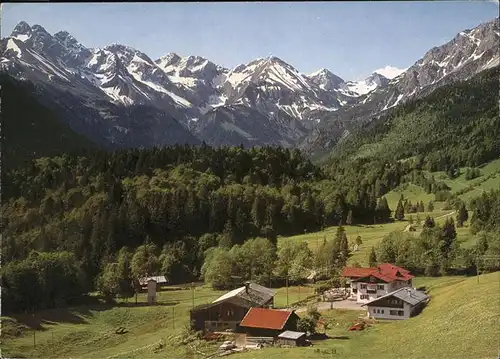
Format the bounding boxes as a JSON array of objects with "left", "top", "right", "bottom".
[
  {"left": 456, "top": 203, "right": 469, "bottom": 227},
  {"left": 368, "top": 246, "right": 377, "bottom": 267},
  {"left": 423, "top": 216, "right": 436, "bottom": 228},
  {"left": 395, "top": 198, "right": 405, "bottom": 221}
]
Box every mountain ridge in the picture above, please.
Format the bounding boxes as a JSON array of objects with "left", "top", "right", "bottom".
[{"left": 1, "top": 18, "right": 498, "bottom": 151}]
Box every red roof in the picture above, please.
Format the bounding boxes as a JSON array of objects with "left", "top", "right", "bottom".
[
  {"left": 342, "top": 263, "right": 414, "bottom": 283},
  {"left": 341, "top": 267, "right": 376, "bottom": 278},
  {"left": 239, "top": 308, "right": 294, "bottom": 330}
]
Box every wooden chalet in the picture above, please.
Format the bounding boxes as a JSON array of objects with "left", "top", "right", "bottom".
[{"left": 190, "top": 282, "right": 275, "bottom": 332}]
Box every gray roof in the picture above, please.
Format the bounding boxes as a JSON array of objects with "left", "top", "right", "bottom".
[
  {"left": 363, "top": 287, "right": 429, "bottom": 307},
  {"left": 212, "top": 282, "right": 276, "bottom": 306},
  {"left": 139, "top": 276, "right": 168, "bottom": 285},
  {"left": 278, "top": 331, "right": 306, "bottom": 340}
]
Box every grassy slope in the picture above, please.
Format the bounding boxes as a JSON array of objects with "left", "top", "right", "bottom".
[
  {"left": 3, "top": 274, "right": 498, "bottom": 359},
  {"left": 0, "top": 284, "right": 314, "bottom": 359},
  {"left": 236, "top": 272, "right": 500, "bottom": 359}
]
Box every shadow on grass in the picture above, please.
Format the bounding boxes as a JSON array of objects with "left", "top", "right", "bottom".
[
  {"left": 7, "top": 300, "right": 180, "bottom": 330},
  {"left": 330, "top": 335, "right": 350, "bottom": 340},
  {"left": 114, "top": 300, "right": 180, "bottom": 308},
  {"left": 310, "top": 333, "right": 351, "bottom": 341}
]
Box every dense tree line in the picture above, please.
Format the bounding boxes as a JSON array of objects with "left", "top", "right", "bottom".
[
  {"left": 1, "top": 252, "right": 85, "bottom": 313},
  {"left": 1, "top": 145, "right": 396, "bottom": 312}
]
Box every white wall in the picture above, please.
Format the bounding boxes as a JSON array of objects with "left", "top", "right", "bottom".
[
  {"left": 353, "top": 280, "right": 411, "bottom": 303},
  {"left": 367, "top": 302, "right": 411, "bottom": 320}
]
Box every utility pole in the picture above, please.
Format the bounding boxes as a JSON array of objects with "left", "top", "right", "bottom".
[
  {"left": 477, "top": 252, "right": 480, "bottom": 284},
  {"left": 286, "top": 275, "right": 289, "bottom": 309},
  {"left": 174, "top": 307, "right": 177, "bottom": 329}
]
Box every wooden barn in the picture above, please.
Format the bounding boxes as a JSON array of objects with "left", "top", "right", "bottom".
[
  {"left": 238, "top": 307, "right": 300, "bottom": 337},
  {"left": 190, "top": 282, "right": 275, "bottom": 332}
]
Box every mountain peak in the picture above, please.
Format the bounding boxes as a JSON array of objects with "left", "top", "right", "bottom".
[
  {"left": 31, "top": 24, "right": 50, "bottom": 35},
  {"left": 54, "top": 30, "right": 79, "bottom": 47},
  {"left": 309, "top": 68, "right": 331, "bottom": 77},
  {"left": 308, "top": 68, "right": 345, "bottom": 91},
  {"left": 156, "top": 52, "right": 181, "bottom": 67},
  {"left": 11, "top": 21, "right": 32, "bottom": 37}
]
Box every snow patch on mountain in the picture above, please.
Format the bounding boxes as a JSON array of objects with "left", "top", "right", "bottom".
[
  {"left": 374, "top": 65, "right": 407, "bottom": 79},
  {"left": 6, "top": 39, "right": 22, "bottom": 57}
]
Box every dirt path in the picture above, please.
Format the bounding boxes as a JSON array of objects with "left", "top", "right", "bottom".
[{"left": 435, "top": 210, "right": 456, "bottom": 220}]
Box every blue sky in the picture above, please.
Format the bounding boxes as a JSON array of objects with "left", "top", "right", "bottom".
[{"left": 1, "top": 2, "right": 498, "bottom": 80}]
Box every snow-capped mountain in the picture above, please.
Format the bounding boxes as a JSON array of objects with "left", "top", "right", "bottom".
[
  {"left": 343, "top": 72, "right": 391, "bottom": 96},
  {"left": 1, "top": 22, "right": 360, "bottom": 147},
  {"left": 301, "top": 17, "right": 500, "bottom": 155},
  {"left": 1, "top": 18, "right": 498, "bottom": 150},
  {"left": 306, "top": 68, "right": 394, "bottom": 97}
]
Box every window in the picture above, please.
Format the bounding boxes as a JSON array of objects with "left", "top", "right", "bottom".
[
  {"left": 398, "top": 310, "right": 404, "bottom": 316},
  {"left": 390, "top": 310, "right": 398, "bottom": 316},
  {"left": 360, "top": 284, "right": 367, "bottom": 289},
  {"left": 352, "top": 288, "right": 358, "bottom": 293},
  {"left": 360, "top": 294, "right": 369, "bottom": 300},
  {"left": 381, "top": 309, "right": 384, "bottom": 314},
  {"left": 377, "top": 284, "right": 384, "bottom": 290}
]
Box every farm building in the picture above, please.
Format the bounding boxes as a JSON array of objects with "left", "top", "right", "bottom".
[
  {"left": 190, "top": 282, "right": 276, "bottom": 331},
  {"left": 277, "top": 330, "right": 307, "bottom": 347},
  {"left": 238, "top": 307, "right": 300, "bottom": 337},
  {"left": 138, "top": 276, "right": 168, "bottom": 288},
  {"left": 362, "top": 287, "right": 429, "bottom": 320},
  {"left": 342, "top": 263, "right": 414, "bottom": 303}
]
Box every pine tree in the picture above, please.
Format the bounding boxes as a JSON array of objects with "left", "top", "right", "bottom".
[
  {"left": 368, "top": 247, "right": 377, "bottom": 267},
  {"left": 339, "top": 232, "right": 349, "bottom": 267},
  {"left": 441, "top": 218, "right": 457, "bottom": 258},
  {"left": 456, "top": 203, "right": 469, "bottom": 227},
  {"left": 423, "top": 216, "right": 436, "bottom": 228},
  {"left": 375, "top": 197, "right": 391, "bottom": 223},
  {"left": 395, "top": 198, "right": 405, "bottom": 221}
]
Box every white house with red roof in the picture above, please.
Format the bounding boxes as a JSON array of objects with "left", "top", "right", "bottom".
[{"left": 341, "top": 263, "right": 414, "bottom": 304}]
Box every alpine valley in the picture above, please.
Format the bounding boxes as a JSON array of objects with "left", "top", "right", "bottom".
[{"left": 1, "top": 18, "right": 499, "bottom": 154}]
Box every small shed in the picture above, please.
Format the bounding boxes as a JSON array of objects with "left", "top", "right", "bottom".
[{"left": 277, "top": 330, "right": 306, "bottom": 347}]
